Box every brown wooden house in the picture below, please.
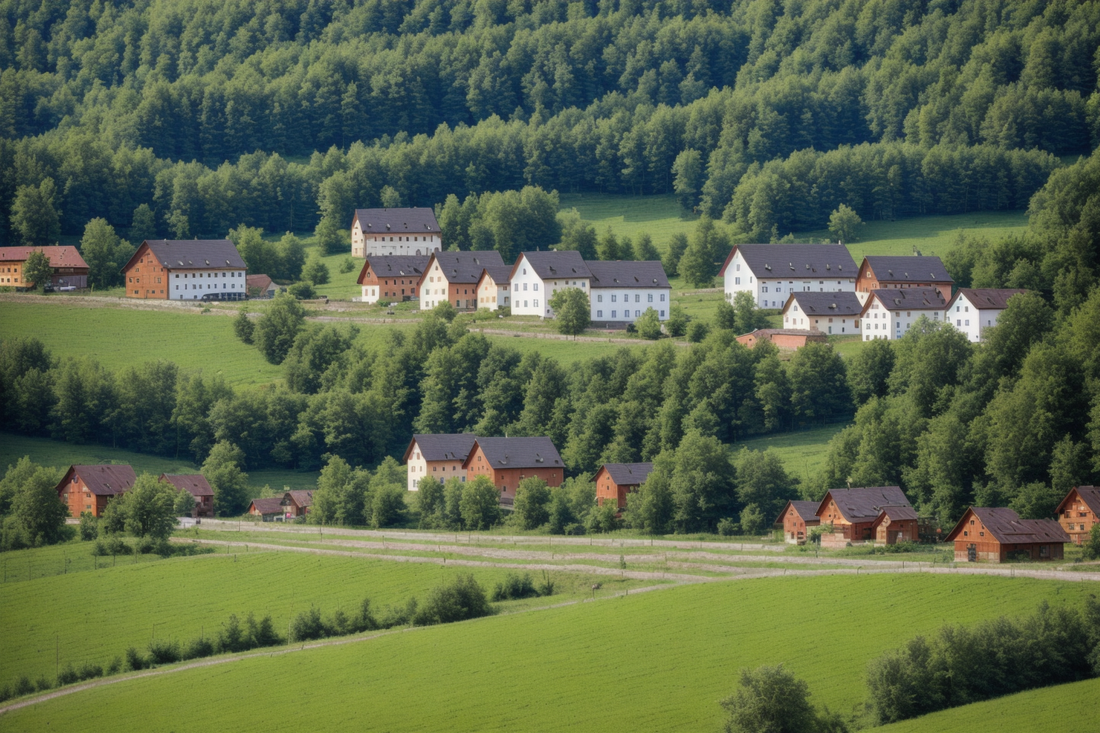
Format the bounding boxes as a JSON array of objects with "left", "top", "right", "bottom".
[
  {"left": 248, "top": 497, "right": 284, "bottom": 521},
  {"left": 462, "top": 437, "right": 564, "bottom": 502},
  {"left": 159, "top": 473, "right": 214, "bottom": 518},
  {"left": 56, "top": 464, "right": 137, "bottom": 518},
  {"left": 0, "top": 245, "right": 89, "bottom": 289},
  {"left": 595, "top": 462, "right": 654, "bottom": 510},
  {"left": 945, "top": 507, "right": 1069, "bottom": 563},
  {"left": 815, "top": 486, "right": 911, "bottom": 547},
  {"left": 1055, "top": 486, "right": 1100, "bottom": 546},
  {"left": 281, "top": 490, "right": 314, "bottom": 518},
  {"left": 871, "top": 505, "right": 919, "bottom": 545},
  {"left": 773, "top": 500, "right": 821, "bottom": 544}
]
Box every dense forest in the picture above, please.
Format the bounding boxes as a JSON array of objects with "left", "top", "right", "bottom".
[{"left": 2, "top": 0, "right": 1098, "bottom": 247}]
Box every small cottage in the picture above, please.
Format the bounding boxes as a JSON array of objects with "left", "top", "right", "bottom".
[
  {"left": 815, "top": 486, "right": 911, "bottom": 547},
  {"left": 871, "top": 505, "right": 919, "bottom": 545},
  {"left": 773, "top": 500, "right": 821, "bottom": 544},
  {"left": 281, "top": 490, "right": 314, "bottom": 518},
  {"left": 403, "top": 433, "right": 477, "bottom": 492},
  {"left": 248, "top": 497, "right": 284, "bottom": 521},
  {"left": 945, "top": 507, "right": 1069, "bottom": 563},
  {"left": 159, "top": 473, "right": 214, "bottom": 518},
  {"left": 1055, "top": 486, "right": 1100, "bottom": 546},
  {"left": 595, "top": 463, "right": 654, "bottom": 510},
  {"left": 462, "top": 437, "right": 564, "bottom": 503}
]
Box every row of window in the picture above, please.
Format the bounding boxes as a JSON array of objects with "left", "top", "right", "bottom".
[
  {"left": 595, "top": 293, "right": 666, "bottom": 303},
  {"left": 368, "top": 236, "right": 434, "bottom": 242},
  {"left": 595, "top": 309, "right": 666, "bottom": 319}
]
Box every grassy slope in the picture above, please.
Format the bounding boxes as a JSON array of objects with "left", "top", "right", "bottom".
[
  {"left": 0, "top": 547, "right": 642, "bottom": 688},
  {"left": 1, "top": 574, "right": 1091, "bottom": 732},
  {"left": 876, "top": 677, "right": 1100, "bottom": 733},
  {"left": 730, "top": 424, "right": 847, "bottom": 482}
]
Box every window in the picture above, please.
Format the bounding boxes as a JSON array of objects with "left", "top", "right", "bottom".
[
  {"left": 534, "top": 299, "right": 539, "bottom": 308},
  {"left": 634, "top": 294, "right": 640, "bottom": 303},
  {"left": 597, "top": 294, "right": 603, "bottom": 302},
  {"left": 611, "top": 294, "right": 616, "bottom": 302},
  {"left": 597, "top": 310, "right": 603, "bottom": 318},
  {"left": 533, "top": 283, "right": 539, "bottom": 291},
  {"left": 648, "top": 294, "right": 653, "bottom": 302},
  {"left": 735, "top": 277, "right": 740, "bottom": 284},
  {"left": 523, "top": 283, "right": 528, "bottom": 291},
  {"left": 660, "top": 294, "right": 665, "bottom": 301},
  {"left": 611, "top": 310, "right": 617, "bottom": 318},
  {"left": 634, "top": 310, "right": 640, "bottom": 317}
]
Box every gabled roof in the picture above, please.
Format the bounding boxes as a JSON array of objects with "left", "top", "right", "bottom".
[
  {"left": 816, "top": 486, "right": 910, "bottom": 523},
  {"left": 426, "top": 251, "right": 506, "bottom": 285},
  {"left": 352, "top": 208, "right": 439, "bottom": 234},
  {"left": 772, "top": 500, "right": 822, "bottom": 527},
  {"left": 1055, "top": 486, "right": 1100, "bottom": 517},
  {"left": 945, "top": 507, "right": 1070, "bottom": 544},
  {"left": 947, "top": 288, "right": 1028, "bottom": 311},
  {"left": 59, "top": 465, "right": 138, "bottom": 496},
  {"left": 461, "top": 437, "right": 564, "bottom": 471},
  {"left": 246, "top": 274, "right": 274, "bottom": 291},
  {"left": 863, "top": 288, "right": 947, "bottom": 313},
  {"left": 478, "top": 266, "right": 514, "bottom": 288},
  {"left": 282, "top": 490, "right": 314, "bottom": 508},
  {"left": 861, "top": 256, "right": 951, "bottom": 283},
  {"left": 159, "top": 474, "right": 214, "bottom": 497},
  {"left": 718, "top": 244, "right": 857, "bottom": 278},
  {"left": 249, "top": 497, "right": 284, "bottom": 515},
  {"left": 403, "top": 434, "right": 478, "bottom": 463},
  {"left": 0, "top": 245, "right": 88, "bottom": 269},
  {"left": 587, "top": 261, "right": 670, "bottom": 289},
  {"left": 870, "top": 505, "right": 919, "bottom": 529},
  {"left": 357, "top": 255, "right": 431, "bottom": 285},
  {"left": 598, "top": 463, "right": 654, "bottom": 486},
  {"left": 783, "top": 291, "right": 863, "bottom": 317},
  {"left": 124, "top": 240, "right": 245, "bottom": 272},
  {"left": 512, "top": 251, "right": 591, "bottom": 281}
]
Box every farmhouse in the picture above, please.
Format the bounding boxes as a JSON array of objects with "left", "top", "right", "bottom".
[
  {"left": 595, "top": 462, "right": 654, "bottom": 509},
  {"left": 718, "top": 244, "right": 857, "bottom": 309},
  {"left": 351, "top": 208, "right": 441, "bottom": 258},
  {"left": 509, "top": 251, "right": 591, "bottom": 318},
  {"left": 782, "top": 292, "right": 862, "bottom": 335},
  {"left": 735, "top": 328, "right": 827, "bottom": 350},
  {"left": 159, "top": 473, "right": 214, "bottom": 518},
  {"left": 871, "top": 505, "right": 919, "bottom": 545},
  {"left": 462, "top": 437, "right": 564, "bottom": 502},
  {"left": 245, "top": 274, "right": 276, "bottom": 299},
  {"left": 945, "top": 288, "right": 1028, "bottom": 342},
  {"left": 1055, "top": 486, "right": 1100, "bottom": 546},
  {"left": 403, "top": 433, "right": 477, "bottom": 493},
  {"left": 357, "top": 255, "right": 429, "bottom": 304},
  {"left": 122, "top": 239, "right": 246, "bottom": 301},
  {"left": 860, "top": 288, "right": 946, "bottom": 341},
  {"left": 815, "top": 486, "right": 911, "bottom": 547},
  {"left": 56, "top": 464, "right": 137, "bottom": 518},
  {"left": 0, "top": 245, "right": 89, "bottom": 290},
  {"left": 476, "top": 266, "right": 513, "bottom": 310},
  {"left": 774, "top": 500, "right": 821, "bottom": 544},
  {"left": 946, "top": 507, "right": 1069, "bottom": 563},
  {"left": 281, "top": 490, "right": 314, "bottom": 518},
  {"left": 855, "top": 256, "right": 953, "bottom": 303},
  {"left": 588, "top": 261, "right": 671, "bottom": 324},
  {"left": 248, "top": 497, "right": 284, "bottom": 521},
  {"left": 419, "top": 251, "right": 505, "bottom": 311}
]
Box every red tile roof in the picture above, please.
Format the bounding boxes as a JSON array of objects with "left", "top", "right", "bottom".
[{"left": 0, "top": 246, "right": 88, "bottom": 269}]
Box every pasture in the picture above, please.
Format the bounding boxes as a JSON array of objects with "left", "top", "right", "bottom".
[
  {"left": 0, "top": 573, "right": 1092, "bottom": 732},
  {"left": 731, "top": 423, "right": 848, "bottom": 482}
]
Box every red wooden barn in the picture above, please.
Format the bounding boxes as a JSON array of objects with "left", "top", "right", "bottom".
[
  {"left": 773, "top": 500, "right": 821, "bottom": 544},
  {"left": 871, "top": 505, "right": 919, "bottom": 545},
  {"left": 595, "top": 462, "right": 654, "bottom": 510},
  {"left": 281, "top": 490, "right": 314, "bottom": 518},
  {"left": 56, "top": 464, "right": 137, "bottom": 518},
  {"left": 815, "top": 486, "right": 911, "bottom": 547},
  {"left": 159, "top": 473, "right": 215, "bottom": 518},
  {"left": 945, "top": 507, "right": 1069, "bottom": 563},
  {"left": 1055, "top": 486, "right": 1100, "bottom": 546},
  {"left": 248, "top": 497, "right": 284, "bottom": 521},
  {"left": 462, "top": 437, "right": 564, "bottom": 503}
]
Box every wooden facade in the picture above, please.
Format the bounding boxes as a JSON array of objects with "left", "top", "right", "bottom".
[
  {"left": 773, "top": 500, "right": 821, "bottom": 544},
  {"left": 595, "top": 463, "right": 654, "bottom": 510},
  {"left": 0, "top": 246, "right": 89, "bottom": 289},
  {"left": 855, "top": 256, "right": 953, "bottom": 302},
  {"left": 815, "top": 486, "right": 912, "bottom": 547},
  {"left": 1055, "top": 486, "right": 1100, "bottom": 546},
  {"left": 946, "top": 507, "right": 1069, "bottom": 563},
  {"left": 248, "top": 497, "right": 284, "bottom": 521},
  {"left": 281, "top": 490, "right": 314, "bottom": 517},
  {"left": 159, "top": 473, "right": 214, "bottom": 518},
  {"left": 56, "top": 464, "right": 137, "bottom": 518},
  {"left": 871, "top": 506, "right": 919, "bottom": 545},
  {"left": 462, "top": 437, "right": 564, "bottom": 502}
]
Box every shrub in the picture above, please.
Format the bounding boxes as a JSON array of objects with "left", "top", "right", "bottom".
[
  {"left": 92, "top": 535, "right": 131, "bottom": 556},
  {"left": 720, "top": 665, "right": 820, "bottom": 733},
  {"left": 717, "top": 518, "right": 739, "bottom": 536},
  {"left": 350, "top": 597, "right": 379, "bottom": 633},
  {"left": 1083, "top": 523, "right": 1100, "bottom": 560},
  {"left": 413, "top": 574, "right": 492, "bottom": 626},
  {"left": 13, "top": 676, "right": 33, "bottom": 697},
  {"left": 687, "top": 320, "right": 709, "bottom": 342},
  {"left": 134, "top": 535, "right": 156, "bottom": 554},
  {"left": 233, "top": 308, "right": 254, "bottom": 344},
  {"left": 666, "top": 306, "right": 689, "bottom": 337},
  {"left": 105, "top": 657, "right": 122, "bottom": 675},
  {"left": 217, "top": 614, "right": 247, "bottom": 652},
  {"left": 78, "top": 511, "right": 98, "bottom": 541},
  {"left": 288, "top": 607, "right": 327, "bottom": 643},
  {"left": 147, "top": 638, "right": 181, "bottom": 665},
  {"left": 379, "top": 597, "right": 419, "bottom": 628},
  {"left": 57, "top": 663, "right": 80, "bottom": 686},
  {"left": 76, "top": 662, "right": 103, "bottom": 681},
  {"left": 183, "top": 636, "right": 215, "bottom": 660},
  {"left": 287, "top": 281, "right": 316, "bottom": 299},
  {"left": 586, "top": 502, "right": 620, "bottom": 533},
  {"left": 491, "top": 573, "right": 540, "bottom": 601},
  {"left": 245, "top": 613, "right": 282, "bottom": 648},
  {"left": 339, "top": 257, "right": 356, "bottom": 274},
  {"left": 537, "top": 571, "right": 556, "bottom": 597},
  {"left": 0, "top": 685, "right": 10, "bottom": 703},
  {"left": 124, "top": 647, "right": 147, "bottom": 671},
  {"left": 635, "top": 308, "right": 663, "bottom": 339},
  {"left": 34, "top": 677, "right": 54, "bottom": 692}
]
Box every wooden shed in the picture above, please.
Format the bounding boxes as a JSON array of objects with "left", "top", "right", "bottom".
[
  {"left": 248, "top": 497, "right": 284, "bottom": 521},
  {"left": 159, "top": 473, "right": 215, "bottom": 518},
  {"left": 55, "top": 464, "right": 137, "bottom": 518},
  {"left": 1055, "top": 486, "right": 1100, "bottom": 546},
  {"left": 871, "top": 505, "right": 919, "bottom": 545},
  {"left": 595, "top": 462, "right": 654, "bottom": 510},
  {"left": 281, "top": 490, "right": 314, "bottom": 518},
  {"left": 815, "top": 486, "right": 911, "bottom": 547},
  {"left": 945, "top": 507, "right": 1069, "bottom": 563},
  {"left": 773, "top": 500, "right": 821, "bottom": 544}
]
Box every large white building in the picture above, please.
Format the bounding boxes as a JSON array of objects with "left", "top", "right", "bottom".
[
  {"left": 945, "top": 288, "right": 1027, "bottom": 342},
  {"left": 781, "top": 291, "right": 863, "bottom": 335},
  {"left": 587, "top": 260, "right": 671, "bottom": 323},
  {"left": 860, "top": 288, "right": 947, "bottom": 340},
  {"left": 719, "top": 244, "right": 857, "bottom": 309},
  {"left": 351, "top": 208, "right": 441, "bottom": 258},
  {"left": 509, "top": 251, "right": 591, "bottom": 318},
  {"left": 122, "top": 239, "right": 246, "bottom": 301}
]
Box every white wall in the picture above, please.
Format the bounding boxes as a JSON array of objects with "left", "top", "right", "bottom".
[
  {"left": 510, "top": 257, "right": 591, "bottom": 317},
  {"left": 947, "top": 295, "right": 998, "bottom": 342},
  {"left": 420, "top": 260, "right": 447, "bottom": 310},
  {"left": 724, "top": 250, "right": 855, "bottom": 308},
  {"left": 354, "top": 220, "right": 440, "bottom": 258},
  {"left": 862, "top": 299, "right": 942, "bottom": 340},
  {"left": 591, "top": 288, "right": 670, "bottom": 321},
  {"left": 405, "top": 443, "right": 467, "bottom": 492},
  {"left": 169, "top": 269, "right": 246, "bottom": 300},
  {"left": 783, "top": 305, "right": 860, "bottom": 335}
]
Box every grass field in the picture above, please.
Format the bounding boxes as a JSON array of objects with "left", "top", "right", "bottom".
[
  {"left": 0, "top": 573, "right": 1090, "bottom": 732},
  {"left": 731, "top": 423, "right": 847, "bottom": 482},
  {"left": 560, "top": 192, "right": 699, "bottom": 252}
]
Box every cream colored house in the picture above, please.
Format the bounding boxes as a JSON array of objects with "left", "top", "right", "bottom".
[
  {"left": 782, "top": 291, "right": 862, "bottom": 335},
  {"left": 476, "top": 266, "right": 513, "bottom": 310},
  {"left": 351, "top": 208, "right": 441, "bottom": 258},
  {"left": 402, "top": 434, "right": 477, "bottom": 492}
]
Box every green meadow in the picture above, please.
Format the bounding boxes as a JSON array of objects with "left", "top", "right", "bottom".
[
  {"left": 0, "top": 574, "right": 1091, "bottom": 732},
  {"left": 731, "top": 424, "right": 848, "bottom": 482}
]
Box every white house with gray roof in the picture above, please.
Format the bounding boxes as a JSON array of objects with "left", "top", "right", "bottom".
[
  {"left": 351, "top": 208, "right": 441, "bottom": 258},
  {"left": 718, "top": 244, "right": 857, "bottom": 309},
  {"left": 588, "top": 261, "right": 671, "bottom": 323},
  {"left": 122, "top": 239, "right": 246, "bottom": 301},
  {"left": 509, "top": 251, "right": 591, "bottom": 318},
  {"left": 945, "top": 288, "right": 1028, "bottom": 342},
  {"left": 782, "top": 291, "right": 863, "bottom": 335},
  {"left": 860, "top": 288, "right": 946, "bottom": 341}
]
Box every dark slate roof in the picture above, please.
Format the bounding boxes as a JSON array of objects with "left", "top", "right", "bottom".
[
  {"left": 784, "top": 291, "right": 864, "bottom": 317},
  {"left": 587, "top": 261, "right": 670, "bottom": 289},
  {"left": 875, "top": 505, "right": 919, "bottom": 522},
  {"left": 160, "top": 474, "right": 214, "bottom": 497},
  {"left": 1056, "top": 486, "right": 1100, "bottom": 517},
  {"left": 353, "top": 207, "right": 439, "bottom": 234},
  {"left": 946, "top": 507, "right": 1070, "bottom": 544},
  {"left": 719, "top": 244, "right": 857, "bottom": 278},
  {"left": 283, "top": 490, "right": 314, "bottom": 508},
  {"left": 463, "top": 437, "right": 564, "bottom": 470},
  {"left": 358, "top": 255, "right": 431, "bottom": 284},
  {"left": 773, "top": 500, "right": 822, "bottom": 527},
  {"left": 127, "top": 240, "right": 246, "bottom": 271},
  {"left": 429, "top": 251, "right": 506, "bottom": 284},
  {"left": 404, "top": 434, "right": 478, "bottom": 463},
  {"left": 600, "top": 463, "right": 654, "bottom": 486},
  {"left": 479, "top": 266, "right": 514, "bottom": 286},
  {"left": 514, "top": 251, "right": 591, "bottom": 281},
  {"left": 948, "top": 288, "right": 1028, "bottom": 311},
  {"left": 250, "top": 497, "right": 284, "bottom": 515},
  {"left": 864, "top": 256, "right": 951, "bottom": 283},
  {"left": 866, "top": 288, "right": 947, "bottom": 312},
  {"left": 0, "top": 246, "right": 88, "bottom": 269},
  {"left": 817, "top": 486, "right": 910, "bottom": 523},
  {"left": 62, "top": 465, "right": 137, "bottom": 496}
]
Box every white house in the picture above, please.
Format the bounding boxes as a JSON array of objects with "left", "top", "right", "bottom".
[
  {"left": 356, "top": 255, "right": 429, "bottom": 304},
  {"left": 860, "top": 288, "right": 947, "bottom": 341},
  {"left": 402, "top": 434, "right": 476, "bottom": 492},
  {"left": 509, "top": 251, "right": 591, "bottom": 318},
  {"left": 588, "top": 260, "right": 671, "bottom": 323},
  {"left": 122, "top": 240, "right": 247, "bottom": 301},
  {"left": 945, "top": 288, "right": 1028, "bottom": 342},
  {"left": 419, "top": 250, "right": 505, "bottom": 311},
  {"left": 476, "top": 266, "right": 513, "bottom": 310},
  {"left": 718, "top": 244, "right": 857, "bottom": 309},
  {"left": 351, "top": 208, "right": 441, "bottom": 258},
  {"left": 782, "top": 291, "right": 863, "bottom": 335}
]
